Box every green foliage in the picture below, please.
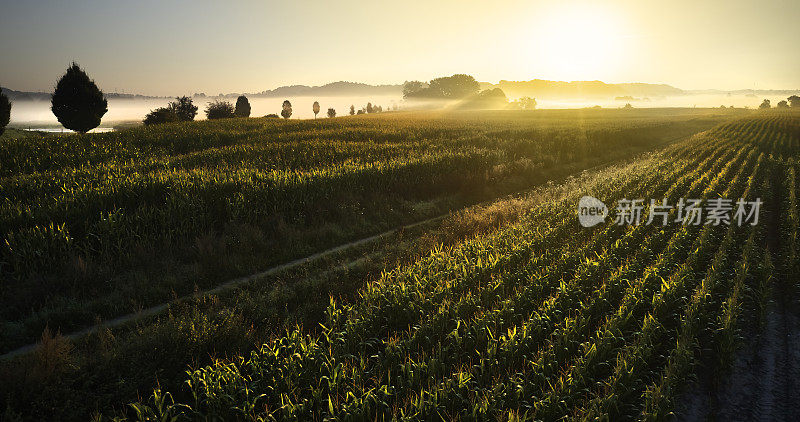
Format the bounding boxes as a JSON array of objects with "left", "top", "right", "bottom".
[{"left": 50, "top": 63, "right": 107, "bottom": 133}]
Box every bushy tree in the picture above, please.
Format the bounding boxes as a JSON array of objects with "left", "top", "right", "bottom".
[
  {"left": 366, "top": 102, "right": 373, "bottom": 113},
  {"left": 518, "top": 96, "right": 536, "bottom": 110},
  {"left": 349, "top": 105, "right": 355, "bottom": 115},
  {"left": 143, "top": 96, "right": 197, "bottom": 125},
  {"left": 169, "top": 96, "right": 198, "bottom": 121},
  {"left": 403, "top": 81, "right": 428, "bottom": 98},
  {"left": 759, "top": 99, "right": 771, "bottom": 109},
  {"left": 428, "top": 74, "right": 480, "bottom": 98},
  {"left": 143, "top": 107, "right": 179, "bottom": 125},
  {"left": 313, "top": 101, "right": 320, "bottom": 118},
  {"left": 281, "top": 100, "right": 292, "bottom": 119},
  {"left": 404, "top": 74, "right": 480, "bottom": 99},
  {"left": 0, "top": 89, "right": 10, "bottom": 136},
  {"left": 356, "top": 109, "right": 365, "bottom": 115},
  {"left": 327, "top": 107, "right": 336, "bottom": 118},
  {"left": 235, "top": 95, "right": 251, "bottom": 117},
  {"left": 51, "top": 63, "right": 107, "bottom": 133},
  {"left": 788, "top": 95, "right": 800, "bottom": 108},
  {"left": 205, "top": 100, "right": 235, "bottom": 119},
  {"left": 778, "top": 100, "right": 789, "bottom": 108}
]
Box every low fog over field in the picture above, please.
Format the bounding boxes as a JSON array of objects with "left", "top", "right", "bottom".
[
  {"left": 7, "top": 95, "right": 402, "bottom": 130},
  {"left": 6, "top": 92, "right": 793, "bottom": 132}
]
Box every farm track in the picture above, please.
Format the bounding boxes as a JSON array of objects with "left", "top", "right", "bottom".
[{"left": 0, "top": 131, "right": 693, "bottom": 361}]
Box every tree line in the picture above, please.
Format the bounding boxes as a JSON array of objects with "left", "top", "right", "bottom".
[{"left": 0, "top": 63, "right": 394, "bottom": 133}]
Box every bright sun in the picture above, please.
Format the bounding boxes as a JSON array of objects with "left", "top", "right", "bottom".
[{"left": 528, "top": 4, "right": 629, "bottom": 81}]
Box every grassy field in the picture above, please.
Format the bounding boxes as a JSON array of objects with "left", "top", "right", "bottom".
[{"left": 4, "top": 108, "right": 789, "bottom": 420}]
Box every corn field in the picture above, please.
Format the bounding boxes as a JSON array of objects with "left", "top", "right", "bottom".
[
  {"left": 119, "top": 113, "right": 800, "bottom": 420},
  {"left": 0, "top": 110, "right": 723, "bottom": 354}
]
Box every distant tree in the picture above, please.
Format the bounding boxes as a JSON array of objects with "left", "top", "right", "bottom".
[
  {"left": 0, "top": 89, "right": 10, "bottom": 136},
  {"left": 788, "top": 95, "right": 800, "bottom": 108},
  {"left": 235, "top": 95, "right": 251, "bottom": 117},
  {"left": 205, "top": 100, "right": 235, "bottom": 119},
  {"left": 143, "top": 107, "right": 179, "bottom": 125},
  {"left": 349, "top": 105, "right": 355, "bottom": 115},
  {"left": 516, "top": 96, "right": 536, "bottom": 110},
  {"left": 51, "top": 63, "right": 107, "bottom": 133},
  {"left": 623, "top": 103, "right": 634, "bottom": 109},
  {"left": 428, "top": 74, "right": 480, "bottom": 98},
  {"left": 265, "top": 113, "right": 280, "bottom": 118},
  {"left": 313, "top": 101, "right": 320, "bottom": 118},
  {"left": 759, "top": 99, "right": 771, "bottom": 109},
  {"left": 327, "top": 107, "right": 336, "bottom": 118},
  {"left": 168, "top": 96, "right": 198, "bottom": 121},
  {"left": 777, "top": 100, "right": 789, "bottom": 108},
  {"left": 403, "top": 81, "right": 428, "bottom": 98},
  {"left": 366, "top": 102, "right": 373, "bottom": 113},
  {"left": 281, "top": 100, "right": 292, "bottom": 119},
  {"left": 403, "top": 75, "right": 479, "bottom": 99},
  {"left": 357, "top": 109, "right": 365, "bottom": 115},
  {"left": 377, "top": 105, "right": 383, "bottom": 113}
]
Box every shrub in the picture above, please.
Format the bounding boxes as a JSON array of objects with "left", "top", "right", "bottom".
[
  {"left": 281, "top": 100, "right": 292, "bottom": 119},
  {"left": 143, "top": 108, "right": 179, "bottom": 125},
  {"left": 169, "top": 96, "right": 198, "bottom": 121},
  {"left": 264, "top": 113, "right": 279, "bottom": 118},
  {"left": 235, "top": 96, "right": 251, "bottom": 118},
  {"left": 205, "top": 100, "right": 235, "bottom": 120},
  {"left": 0, "top": 89, "right": 10, "bottom": 136},
  {"left": 50, "top": 63, "right": 107, "bottom": 133},
  {"left": 777, "top": 100, "right": 789, "bottom": 109},
  {"left": 327, "top": 107, "right": 336, "bottom": 118}
]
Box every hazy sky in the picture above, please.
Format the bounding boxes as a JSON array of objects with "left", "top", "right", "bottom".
[{"left": 1, "top": 0, "right": 798, "bottom": 96}]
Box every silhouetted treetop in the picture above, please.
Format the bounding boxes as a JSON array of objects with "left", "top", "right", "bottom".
[
  {"left": 51, "top": 63, "right": 107, "bottom": 133},
  {"left": 0, "top": 89, "right": 10, "bottom": 136},
  {"left": 169, "top": 96, "right": 198, "bottom": 121},
  {"left": 235, "top": 95, "right": 251, "bottom": 117},
  {"left": 205, "top": 100, "right": 235, "bottom": 119}
]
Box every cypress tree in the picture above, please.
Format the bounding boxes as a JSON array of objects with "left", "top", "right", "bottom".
[{"left": 51, "top": 63, "right": 107, "bottom": 133}]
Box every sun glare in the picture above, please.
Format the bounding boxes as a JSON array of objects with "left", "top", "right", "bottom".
[{"left": 529, "top": 4, "right": 629, "bottom": 81}]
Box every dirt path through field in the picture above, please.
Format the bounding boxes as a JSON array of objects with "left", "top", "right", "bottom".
[{"left": 0, "top": 131, "right": 696, "bottom": 362}]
